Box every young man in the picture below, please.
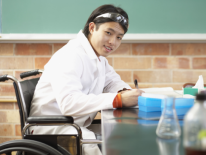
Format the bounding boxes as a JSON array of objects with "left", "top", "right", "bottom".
[{"left": 30, "top": 4, "right": 143, "bottom": 155}]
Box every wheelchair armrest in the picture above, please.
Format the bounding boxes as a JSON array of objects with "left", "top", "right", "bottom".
[{"left": 27, "top": 116, "right": 74, "bottom": 124}]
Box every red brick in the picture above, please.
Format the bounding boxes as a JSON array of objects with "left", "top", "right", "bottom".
[
  {"left": 114, "top": 57, "right": 151, "bottom": 69},
  {"left": 0, "top": 84, "right": 15, "bottom": 96},
  {"left": 153, "top": 57, "right": 190, "bottom": 69},
  {"left": 133, "top": 71, "right": 172, "bottom": 83},
  {"left": 138, "top": 83, "right": 154, "bottom": 89},
  {"left": 6, "top": 111, "right": 20, "bottom": 123},
  {"left": 193, "top": 58, "right": 206, "bottom": 69},
  {"left": 0, "top": 137, "right": 21, "bottom": 144},
  {"left": 128, "top": 83, "right": 136, "bottom": 89},
  {"left": 0, "top": 71, "right": 13, "bottom": 76},
  {"left": 171, "top": 43, "right": 206, "bottom": 55},
  {"left": 0, "top": 57, "right": 33, "bottom": 69},
  {"left": 111, "top": 44, "right": 131, "bottom": 55},
  {"left": 153, "top": 57, "right": 167, "bottom": 68},
  {"left": 53, "top": 43, "right": 66, "bottom": 53},
  {"left": 129, "top": 83, "right": 183, "bottom": 90},
  {"left": 15, "top": 70, "right": 42, "bottom": 81},
  {"left": 116, "top": 71, "right": 132, "bottom": 82},
  {"left": 0, "top": 44, "right": 13, "bottom": 55},
  {"left": 153, "top": 84, "right": 183, "bottom": 90},
  {"left": 106, "top": 57, "right": 113, "bottom": 66},
  {"left": 0, "top": 102, "right": 14, "bottom": 109},
  {"left": 0, "top": 111, "right": 7, "bottom": 122},
  {"left": 0, "top": 110, "right": 19, "bottom": 123},
  {"left": 15, "top": 124, "right": 21, "bottom": 136},
  {"left": 35, "top": 57, "right": 51, "bottom": 69},
  {"left": 0, "top": 124, "right": 14, "bottom": 136},
  {"left": 14, "top": 102, "right": 19, "bottom": 110},
  {"left": 179, "top": 58, "right": 190, "bottom": 69},
  {"left": 15, "top": 44, "right": 52, "bottom": 55},
  {"left": 132, "top": 43, "right": 169, "bottom": 55},
  {"left": 173, "top": 71, "right": 206, "bottom": 83},
  {"left": 128, "top": 83, "right": 153, "bottom": 89}
]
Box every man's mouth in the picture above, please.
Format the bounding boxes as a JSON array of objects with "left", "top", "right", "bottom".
[{"left": 104, "top": 45, "right": 112, "bottom": 52}]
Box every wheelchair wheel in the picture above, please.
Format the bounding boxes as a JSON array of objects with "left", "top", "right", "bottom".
[
  {"left": 14, "top": 145, "right": 72, "bottom": 155},
  {"left": 57, "top": 145, "right": 72, "bottom": 155},
  {"left": 0, "top": 139, "right": 63, "bottom": 155}
]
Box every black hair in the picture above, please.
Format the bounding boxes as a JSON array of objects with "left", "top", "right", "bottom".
[{"left": 83, "top": 4, "right": 129, "bottom": 38}]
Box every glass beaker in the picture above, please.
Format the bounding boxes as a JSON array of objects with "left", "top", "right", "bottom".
[
  {"left": 156, "top": 97, "right": 181, "bottom": 139},
  {"left": 156, "top": 137, "right": 180, "bottom": 155}
]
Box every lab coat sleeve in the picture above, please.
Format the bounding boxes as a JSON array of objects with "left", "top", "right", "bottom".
[
  {"left": 103, "top": 58, "right": 131, "bottom": 93},
  {"left": 48, "top": 51, "right": 115, "bottom": 117}
]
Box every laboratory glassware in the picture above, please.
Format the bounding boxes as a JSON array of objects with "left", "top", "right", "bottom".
[
  {"left": 184, "top": 91, "right": 206, "bottom": 154},
  {"left": 156, "top": 97, "right": 181, "bottom": 139}
]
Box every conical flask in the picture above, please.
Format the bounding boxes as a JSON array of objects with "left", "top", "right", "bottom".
[
  {"left": 156, "top": 137, "right": 180, "bottom": 155},
  {"left": 156, "top": 97, "right": 181, "bottom": 139}
]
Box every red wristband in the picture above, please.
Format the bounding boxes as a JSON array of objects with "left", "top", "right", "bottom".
[{"left": 113, "top": 93, "right": 122, "bottom": 108}]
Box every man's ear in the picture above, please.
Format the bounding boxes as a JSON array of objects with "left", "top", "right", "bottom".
[{"left": 89, "top": 22, "right": 95, "bottom": 34}]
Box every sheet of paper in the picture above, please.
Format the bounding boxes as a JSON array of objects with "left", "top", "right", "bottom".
[
  {"left": 141, "top": 93, "right": 166, "bottom": 99},
  {"left": 140, "top": 87, "right": 174, "bottom": 92},
  {"left": 141, "top": 87, "right": 182, "bottom": 98}
]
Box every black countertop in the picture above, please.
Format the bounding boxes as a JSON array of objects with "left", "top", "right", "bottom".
[{"left": 101, "top": 108, "right": 184, "bottom": 155}]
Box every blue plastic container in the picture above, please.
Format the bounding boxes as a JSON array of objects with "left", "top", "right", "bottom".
[
  {"left": 176, "top": 108, "right": 192, "bottom": 115},
  {"left": 139, "top": 105, "right": 161, "bottom": 112},
  {"left": 138, "top": 96, "right": 162, "bottom": 107},
  {"left": 138, "top": 119, "right": 184, "bottom": 126},
  {"left": 138, "top": 96, "right": 194, "bottom": 114},
  {"left": 138, "top": 111, "right": 161, "bottom": 119},
  {"left": 138, "top": 96, "right": 163, "bottom": 112},
  {"left": 161, "top": 98, "right": 194, "bottom": 109},
  {"left": 160, "top": 107, "right": 192, "bottom": 116},
  {"left": 160, "top": 98, "right": 194, "bottom": 115}
]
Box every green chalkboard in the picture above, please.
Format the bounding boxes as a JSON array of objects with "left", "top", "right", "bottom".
[
  {"left": 2, "top": 0, "right": 206, "bottom": 34},
  {"left": 0, "top": 1, "right": 2, "bottom": 33}
]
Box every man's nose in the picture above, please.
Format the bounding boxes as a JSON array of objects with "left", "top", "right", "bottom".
[{"left": 109, "top": 36, "right": 116, "bottom": 45}]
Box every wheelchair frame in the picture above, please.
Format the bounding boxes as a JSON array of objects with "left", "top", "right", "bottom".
[{"left": 0, "top": 69, "right": 102, "bottom": 155}]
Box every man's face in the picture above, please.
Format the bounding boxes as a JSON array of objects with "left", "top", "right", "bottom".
[{"left": 88, "top": 22, "right": 124, "bottom": 57}]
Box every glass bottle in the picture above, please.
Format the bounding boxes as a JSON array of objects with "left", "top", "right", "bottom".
[
  {"left": 183, "top": 91, "right": 206, "bottom": 154},
  {"left": 156, "top": 97, "right": 181, "bottom": 139}
]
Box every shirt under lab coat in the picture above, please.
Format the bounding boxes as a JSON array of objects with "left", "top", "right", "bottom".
[{"left": 29, "top": 30, "right": 131, "bottom": 155}]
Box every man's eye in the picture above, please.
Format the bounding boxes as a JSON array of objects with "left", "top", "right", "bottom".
[
  {"left": 117, "top": 37, "right": 122, "bottom": 40},
  {"left": 106, "top": 32, "right": 111, "bottom": 35}
]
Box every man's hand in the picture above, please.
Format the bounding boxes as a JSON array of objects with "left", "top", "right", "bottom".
[{"left": 121, "top": 89, "right": 144, "bottom": 107}]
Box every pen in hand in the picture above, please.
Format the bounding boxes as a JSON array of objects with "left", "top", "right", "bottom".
[{"left": 134, "top": 79, "right": 138, "bottom": 89}]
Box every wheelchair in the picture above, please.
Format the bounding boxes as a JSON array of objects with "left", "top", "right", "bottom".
[{"left": 0, "top": 69, "right": 102, "bottom": 155}]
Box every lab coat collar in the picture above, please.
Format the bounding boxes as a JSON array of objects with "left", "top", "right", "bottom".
[{"left": 77, "top": 30, "right": 99, "bottom": 60}]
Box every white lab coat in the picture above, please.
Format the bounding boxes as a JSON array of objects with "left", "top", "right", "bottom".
[{"left": 29, "top": 30, "right": 131, "bottom": 155}]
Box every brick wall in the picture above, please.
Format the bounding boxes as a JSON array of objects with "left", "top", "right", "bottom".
[
  {"left": 1, "top": 43, "right": 206, "bottom": 94},
  {"left": 0, "top": 102, "right": 21, "bottom": 144},
  {"left": 0, "top": 42, "right": 206, "bottom": 143}
]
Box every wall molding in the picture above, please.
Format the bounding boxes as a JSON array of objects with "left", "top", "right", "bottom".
[{"left": 0, "top": 33, "right": 206, "bottom": 43}]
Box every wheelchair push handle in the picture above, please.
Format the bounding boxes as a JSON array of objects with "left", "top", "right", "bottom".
[
  {"left": 0, "top": 74, "right": 8, "bottom": 82},
  {"left": 20, "top": 69, "right": 42, "bottom": 79}
]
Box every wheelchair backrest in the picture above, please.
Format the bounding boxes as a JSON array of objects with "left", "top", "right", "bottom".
[{"left": 13, "top": 78, "right": 40, "bottom": 131}]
